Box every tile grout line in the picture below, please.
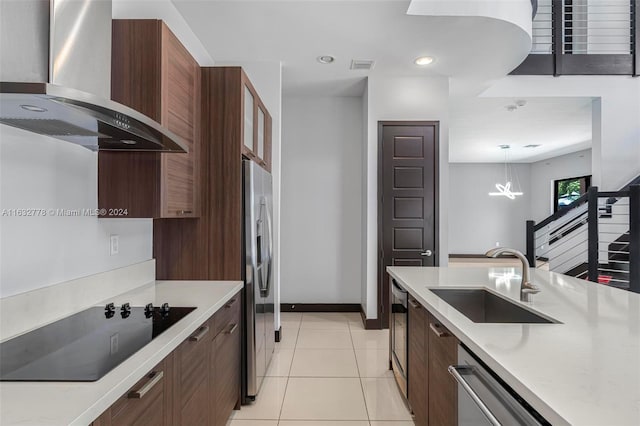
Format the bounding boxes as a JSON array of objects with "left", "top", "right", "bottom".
[
  {"left": 277, "top": 319, "right": 301, "bottom": 422},
  {"left": 350, "top": 319, "right": 372, "bottom": 424}
]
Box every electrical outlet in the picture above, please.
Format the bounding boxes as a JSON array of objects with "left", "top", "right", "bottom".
[
  {"left": 110, "top": 333, "right": 119, "bottom": 355},
  {"left": 110, "top": 235, "right": 119, "bottom": 255}
]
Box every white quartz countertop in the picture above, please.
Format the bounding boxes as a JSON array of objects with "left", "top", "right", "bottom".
[
  {"left": 387, "top": 266, "right": 640, "bottom": 426},
  {"left": 0, "top": 280, "right": 243, "bottom": 426}
]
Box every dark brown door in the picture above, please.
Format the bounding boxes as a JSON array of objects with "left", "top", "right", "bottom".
[{"left": 379, "top": 122, "right": 438, "bottom": 328}]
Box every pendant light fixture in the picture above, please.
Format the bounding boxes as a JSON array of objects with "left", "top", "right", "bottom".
[{"left": 489, "top": 145, "right": 524, "bottom": 199}]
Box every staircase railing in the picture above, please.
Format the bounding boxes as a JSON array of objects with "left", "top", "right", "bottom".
[
  {"left": 526, "top": 182, "right": 640, "bottom": 293},
  {"left": 512, "top": 0, "right": 639, "bottom": 76}
]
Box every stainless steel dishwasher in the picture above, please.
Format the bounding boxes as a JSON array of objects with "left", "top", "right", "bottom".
[{"left": 450, "top": 345, "right": 550, "bottom": 426}]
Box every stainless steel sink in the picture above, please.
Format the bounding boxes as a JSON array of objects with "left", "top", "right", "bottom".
[{"left": 429, "top": 289, "right": 559, "bottom": 324}]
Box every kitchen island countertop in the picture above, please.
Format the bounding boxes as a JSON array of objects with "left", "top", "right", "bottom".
[
  {"left": 387, "top": 266, "right": 640, "bottom": 426},
  {"left": 0, "top": 280, "right": 243, "bottom": 426}
]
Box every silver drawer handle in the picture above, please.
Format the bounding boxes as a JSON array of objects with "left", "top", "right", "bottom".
[
  {"left": 448, "top": 366, "right": 501, "bottom": 426},
  {"left": 188, "top": 325, "right": 210, "bottom": 342},
  {"left": 429, "top": 322, "right": 449, "bottom": 337},
  {"left": 128, "top": 370, "right": 164, "bottom": 399},
  {"left": 408, "top": 299, "right": 420, "bottom": 309},
  {"left": 225, "top": 323, "right": 238, "bottom": 334},
  {"left": 178, "top": 210, "right": 193, "bottom": 215},
  {"left": 225, "top": 298, "right": 236, "bottom": 309},
  {"left": 421, "top": 250, "right": 433, "bottom": 257}
]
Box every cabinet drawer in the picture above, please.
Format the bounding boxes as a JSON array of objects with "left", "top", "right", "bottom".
[
  {"left": 176, "top": 321, "right": 211, "bottom": 415},
  {"left": 408, "top": 296, "right": 428, "bottom": 426},
  {"left": 212, "top": 311, "right": 241, "bottom": 426},
  {"left": 427, "top": 314, "right": 458, "bottom": 426},
  {"left": 213, "top": 293, "right": 240, "bottom": 336},
  {"left": 109, "top": 361, "right": 168, "bottom": 426}
]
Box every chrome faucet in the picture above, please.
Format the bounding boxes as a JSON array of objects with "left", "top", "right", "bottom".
[{"left": 485, "top": 248, "right": 540, "bottom": 302}]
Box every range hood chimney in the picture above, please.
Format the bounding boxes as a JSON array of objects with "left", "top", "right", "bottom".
[{"left": 0, "top": 0, "right": 187, "bottom": 152}]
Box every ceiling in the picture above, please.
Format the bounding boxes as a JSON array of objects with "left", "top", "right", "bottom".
[
  {"left": 172, "top": 0, "right": 531, "bottom": 95},
  {"left": 449, "top": 97, "right": 593, "bottom": 163}
]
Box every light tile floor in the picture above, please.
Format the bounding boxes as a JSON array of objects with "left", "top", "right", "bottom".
[{"left": 229, "top": 312, "right": 414, "bottom": 426}]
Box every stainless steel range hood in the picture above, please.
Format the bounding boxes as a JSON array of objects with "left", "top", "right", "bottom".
[{"left": 0, "top": 0, "right": 187, "bottom": 152}]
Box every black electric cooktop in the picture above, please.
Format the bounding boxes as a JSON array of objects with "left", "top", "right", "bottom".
[{"left": 0, "top": 303, "right": 195, "bottom": 382}]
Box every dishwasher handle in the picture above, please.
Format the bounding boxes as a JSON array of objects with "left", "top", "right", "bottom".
[
  {"left": 391, "top": 279, "right": 407, "bottom": 293},
  {"left": 448, "top": 365, "right": 502, "bottom": 426},
  {"left": 391, "top": 279, "right": 408, "bottom": 304}
]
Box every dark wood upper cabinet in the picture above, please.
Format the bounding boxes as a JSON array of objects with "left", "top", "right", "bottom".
[
  {"left": 98, "top": 19, "right": 200, "bottom": 218},
  {"left": 240, "top": 71, "right": 272, "bottom": 171}
]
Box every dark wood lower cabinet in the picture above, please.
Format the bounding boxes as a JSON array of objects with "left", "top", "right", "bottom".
[
  {"left": 427, "top": 313, "right": 458, "bottom": 426},
  {"left": 93, "top": 357, "right": 173, "bottom": 426},
  {"left": 175, "top": 321, "right": 212, "bottom": 425},
  {"left": 212, "top": 315, "right": 241, "bottom": 426},
  {"left": 92, "top": 291, "right": 241, "bottom": 426},
  {"left": 407, "top": 296, "right": 428, "bottom": 426},
  {"left": 405, "top": 295, "right": 458, "bottom": 426}
]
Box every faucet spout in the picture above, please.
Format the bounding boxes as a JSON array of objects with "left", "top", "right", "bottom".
[{"left": 485, "top": 247, "right": 540, "bottom": 302}]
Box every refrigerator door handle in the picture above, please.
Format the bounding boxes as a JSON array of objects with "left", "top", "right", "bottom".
[
  {"left": 258, "top": 200, "right": 269, "bottom": 297},
  {"left": 264, "top": 199, "right": 273, "bottom": 295}
]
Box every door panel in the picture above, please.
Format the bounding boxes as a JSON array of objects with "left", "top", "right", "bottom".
[{"left": 380, "top": 123, "right": 438, "bottom": 329}]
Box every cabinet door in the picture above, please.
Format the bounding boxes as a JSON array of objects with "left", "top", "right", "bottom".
[
  {"left": 160, "top": 24, "right": 200, "bottom": 218},
  {"left": 243, "top": 85, "right": 255, "bottom": 153},
  {"left": 408, "top": 296, "right": 428, "bottom": 426},
  {"left": 427, "top": 314, "right": 458, "bottom": 426},
  {"left": 108, "top": 358, "right": 172, "bottom": 426},
  {"left": 175, "top": 322, "right": 211, "bottom": 425},
  {"left": 100, "top": 20, "right": 200, "bottom": 219},
  {"left": 256, "top": 105, "right": 265, "bottom": 162},
  {"left": 212, "top": 304, "right": 241, "bottom": 425}
]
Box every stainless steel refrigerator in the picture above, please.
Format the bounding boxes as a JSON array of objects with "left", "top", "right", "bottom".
[{"left": 242, "top": 159, "right": 275, "bottom": 402}]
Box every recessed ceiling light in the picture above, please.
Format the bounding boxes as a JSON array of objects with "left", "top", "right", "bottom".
[
  {"left": 317, "top": 55, "right": 335, "bottom": 64},
  {"left": 414, "top": 56, "right": 434, "bottom": 66},
  {"left": 524, "top": 144, "right": 541, "bottom": 148},
  {"left": 515, "top": 99, "right": 527, "bottom": 107},
  {"left": 505, "top": 105, "right": 518, "bottom": 112},
  {"left": 21, "top": 104, "right": 47, "bottom": 112},
  {"left": 498, "top": 144, "right": 511, "bottom": 149}
]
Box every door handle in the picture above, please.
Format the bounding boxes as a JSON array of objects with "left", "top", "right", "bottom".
[
  {"left": 128, "top": 371, "right": 164, "bottom": 399},
  {"left": 421, "top": 250, "right": 433, "bottom": 257},
  {"left": 448, "top": 366, "right": 501, "bottom": 426},
  {"left": 429, "top": 322, "right": 449, "bottom": 337},
  {"left": 188, "top": 325, "right": 210, "bottom": 342}
]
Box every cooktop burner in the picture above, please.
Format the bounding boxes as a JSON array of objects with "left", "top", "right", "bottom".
[{"left": 0, "top": 303, "right": 195, "bottom": 382}]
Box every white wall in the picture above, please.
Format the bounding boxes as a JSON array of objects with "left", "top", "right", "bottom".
[
  {"left": 449, "top": 163, "right": 531, "bottom": 254},
  {"left": 482, "top": 76, "right": 640, "bottom": 191},
  {"left": 364, "top": 75, "right": 450, "bottom": 319},
  {"left": 281, "top": 96, "right": 363, "bottom": 304},
  {"left": 530, "top": 149, "right": 592, "bottom": 222},
  {"left": 0, "top": 126, "right": 153, "bottom": 298}
]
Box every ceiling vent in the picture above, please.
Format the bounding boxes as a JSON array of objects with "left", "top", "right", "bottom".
[{"left": 350, "top": 60, "right": 375, "bottom": 71}]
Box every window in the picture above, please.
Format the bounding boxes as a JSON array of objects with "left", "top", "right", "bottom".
[{"left": 554, "top": 175, "right": 591, "bottom": 212}]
